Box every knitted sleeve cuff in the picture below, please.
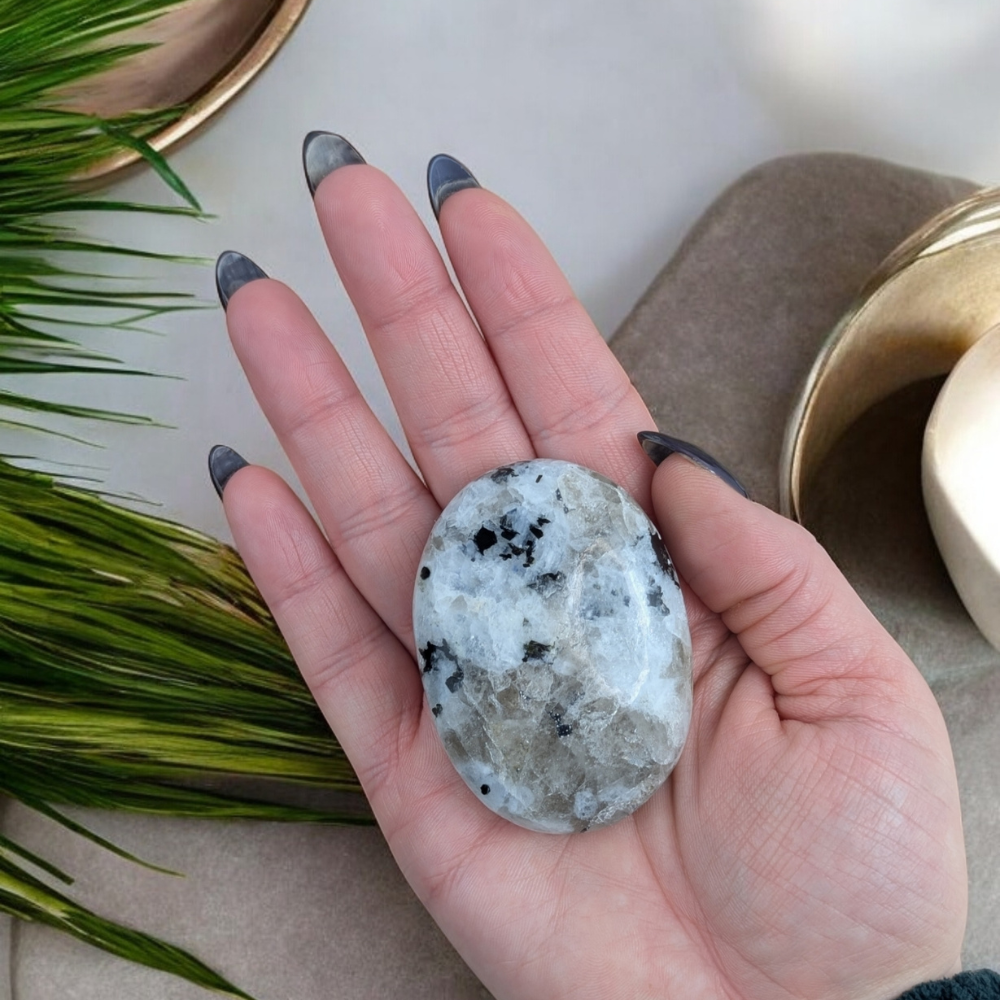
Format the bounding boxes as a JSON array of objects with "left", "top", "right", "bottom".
[{"left": 896, "top": 970, "right": 1000, "bottom": 999}]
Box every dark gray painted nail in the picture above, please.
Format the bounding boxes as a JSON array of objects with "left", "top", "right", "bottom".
[
  {"left": 427, "top": 154, "right": 480, "bottom": 219},
  {"left": 637, "top": 431, "right": 749, "bottom": 498},
  {"left": 215, "top": 251, "right": 267, "bottom": 311},
  {"left": 303, "top": 131, "right": 366, "bottom": 196},
  {"left": 208, "top": 445, "right": 249, "bottom": 499}
]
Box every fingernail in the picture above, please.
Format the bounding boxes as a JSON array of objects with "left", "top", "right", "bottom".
[
  {"left": 637, "top": 431, "right": 749, "bottom": 498},
  {"left": 215, "top": 251, "right": 267, "bottom": 311},
  {"left": 208, "top": 445, "right": 249, "bottom": 499},
  {"left": 303, "top": 131, "right": 366, "bottom": 196},
  {"left": 427, "top": 154, "right": 479, "bottom": 219}
]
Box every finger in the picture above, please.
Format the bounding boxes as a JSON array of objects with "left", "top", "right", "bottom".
[
  {"left": 307, "top": 137, "right": 534, "bottom": 504},
  {"left": 217, "top": 458, "right": 514, "bottom": 894},
  {"left": 649, "top": 454, "right": 941, "bottom": 728},
  {"left": 431, "top": 156, "right": 653, "bottom": 507},
  {"left": 222, "top": 269, "right": 437, "bottom": 649},
  {"left": 217, "top": 460, "right": 464, "bottom": 824}
]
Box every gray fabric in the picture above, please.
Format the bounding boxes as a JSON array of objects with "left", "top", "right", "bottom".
[{"left": 611, "top": 152, "right": 998, "bottom": 971}]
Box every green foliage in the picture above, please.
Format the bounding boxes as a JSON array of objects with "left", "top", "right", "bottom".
[
  {"left": 0, "top": 457, "right": 371, "bottom": 998},
  {"left": 0, "top": 0, "right": 202, "bottom": 430},
  {"left": 0, "top": 2, "right": 369, "bottom": 995},
  {"left": 0, "top": 458, "right": 366, "bottom": 818},
  {"left": 0, "top": 852, "right": 255, "bottom": 1000}
]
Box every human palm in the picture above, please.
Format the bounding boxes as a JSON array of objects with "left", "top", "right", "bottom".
[{"left": 217, "top": 144, "right": 966, "bottom": 1000}]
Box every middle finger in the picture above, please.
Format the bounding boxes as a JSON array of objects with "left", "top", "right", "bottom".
[{"left": 306, "top": 133, "right": 535, "bottom": 504}]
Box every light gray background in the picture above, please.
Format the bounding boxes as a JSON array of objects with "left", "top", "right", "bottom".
[
  {"left": 4, "top": 1, "right": 1000, "bottom": 997},
  {"left": 9, "top": 0, "right": 1000, "bottom": 539}
]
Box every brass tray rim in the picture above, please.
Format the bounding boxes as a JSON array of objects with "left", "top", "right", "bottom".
[
  {"left": 77, "top": 0, "right": 313, "bottom": 187},
  {"left": 779, "top": 183, "right": 1000, "bottom": 522}
]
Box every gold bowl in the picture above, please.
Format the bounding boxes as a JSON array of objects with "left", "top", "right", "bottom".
[
  {"left": 781, "top": 183, "right": 1000, "bottom": 520},
  {"left": 63, "top": 0, "right": 312, "bottom": 186}
]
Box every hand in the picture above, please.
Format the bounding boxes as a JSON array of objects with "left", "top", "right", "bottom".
[{"left": 215, "top": 142, "right": 967, "bottom": 1000}]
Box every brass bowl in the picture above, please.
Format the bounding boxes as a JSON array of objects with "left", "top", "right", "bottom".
[
  {"left": 62, "top": 0, "right": 312, "bottom": 186},
  {"left": 781, "top": 183, "right": 1000, "bottom": 520}
]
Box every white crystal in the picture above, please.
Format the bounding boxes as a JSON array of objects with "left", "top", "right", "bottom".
[{"left": 413, "top": 459, "right": 692, "bottom": 834}]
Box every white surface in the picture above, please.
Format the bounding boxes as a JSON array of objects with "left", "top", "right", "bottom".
[
  {"left": 714, "top": 0, "right": 1000, "bottom": 179},
  {"left": 9, "top": 1, "right": 1000, "bottom": 541}
]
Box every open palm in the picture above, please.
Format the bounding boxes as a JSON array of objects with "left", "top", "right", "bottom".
[{"left": 217, "top": 140, "right": 966, "bottom": 1000}]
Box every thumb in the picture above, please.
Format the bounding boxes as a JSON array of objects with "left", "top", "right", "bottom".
[{"left": 641, "top": 435, "right": 931, "bottom": 727}]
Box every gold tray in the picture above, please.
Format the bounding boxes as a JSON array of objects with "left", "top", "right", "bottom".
[{"left": 63, "top": 0, "right": 311, "bottom": 186}]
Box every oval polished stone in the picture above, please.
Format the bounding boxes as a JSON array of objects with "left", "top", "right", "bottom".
[{"left": 412, "top": 459, "right": 692, "bottom": 834}]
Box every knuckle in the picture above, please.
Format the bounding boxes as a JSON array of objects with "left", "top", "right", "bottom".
[
  {"left": 537, "top": 374, "right": 633, "bottom": 443},
  {"left": 419, "top": 386, "right": 516, "bottom": 454},
  {"left": 487, "top": 292, "right": 578, "bottom": 344},
  {"left": 283, "top": 373, "right": 362, "bottom": 444},
  {"left": 335, "top": 481, "right": 427, "bottom": 547}
]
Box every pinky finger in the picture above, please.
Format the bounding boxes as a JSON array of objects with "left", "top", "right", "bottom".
[{"left": 209, "top": 447, "right": 429, "bottom": 817}]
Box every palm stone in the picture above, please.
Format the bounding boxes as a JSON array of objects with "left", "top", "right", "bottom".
[{"left": 412, "top": 459, "right": 692, "bottom": 834}]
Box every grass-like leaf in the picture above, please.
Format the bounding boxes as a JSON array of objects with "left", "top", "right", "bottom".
[
  {"left": 1, "top": 3, "right": 371, "bottom": 996},
  {"left": 0, "top": 1, "right": 200, "bottom": 427},
  {"left": 0, "top": 457, "right": 368, "bottom": 816},
  {"left": 0, "top": 852, "right": 254, "bottom": 999},
  {"left": 0, "top": 456, "right": 372, "bottom": 996}
]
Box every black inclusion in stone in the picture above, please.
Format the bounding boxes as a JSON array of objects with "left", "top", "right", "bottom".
[
  {"left": 431, "top": 703, "right": 443, "bottom": 717},
  {"left": 420, "top": 566, "right": 431, "bottom": 580},
  {"left": 419, "top": 642, "right": 440, "bottom": 673},
  {"left": 650, "top": 530, "right": 679, "bottom": 584},
  {"left": 535, "top": 474, "right": 543, "bottom": 483},
  {"left": 491, "top": 466, "right": 516, "bottom": 484},
  {"left": 523, "top": 538, "right": 536, "bottom": 567},
  {"left": 474, "top": 526, "right": 498, "bottom": 553},
  {"left": 499, "top": 513, "right": 518, "bottom": 540},
  {"left": 528, "top": 571, "right": 565, "bottom": 597},
  {"left": 647, "top": 583, "right": 665, "bottom": 609},
  {"left": 481, "top": 784, "right": 490, "bottom": 795},
  {"left": 522, "top": 640, "right": 552, "bottom": 662},
  {"left": 529, "top": 524, "right": 544, "bottom": 539},
  {"left": 547, "top": 709, "right": 573, "bottom": 738},
  {"left": 445, "top": 665, "right": 465, "bottom": 692}
]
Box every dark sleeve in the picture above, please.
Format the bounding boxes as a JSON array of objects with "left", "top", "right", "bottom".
[{"left": 896, "top": 970, "right": 1000, "bottom": 999}]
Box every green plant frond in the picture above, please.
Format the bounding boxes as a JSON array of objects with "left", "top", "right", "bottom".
[
  {"left": 0, "top": 4, "right": 370, "bottom": 995},
  {"left": 1, "top": 755, "right": 369, "bottom": 824},
  {"left": 0, "top": 857, "right": 255, "bottom": 1000},
  {"left": 1, "top": 795, "right": 183, "bottom": 876},
  {"left": 0, "top": 233, "right": 206, "bottom": 264},
  {"left": 97, "top": 121, "right": 201, "bottom": 210},
  {"left": 0, "top": 457, "right": 366, "bottom": 800},
  {"left": 0, "top": 832, "right": 75, "bottom": 884},
  {"left": 0, "top": 389, "right": 166, "bottom": 426},
  {"left": 1, "top": 0, "right": 203, "bottom": 433},
  {"left": 0, "top": 417, "right": 104, "bottom": 446},
  {"left": 0, "top": 337, "right": 122, "bottom": 364}
]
